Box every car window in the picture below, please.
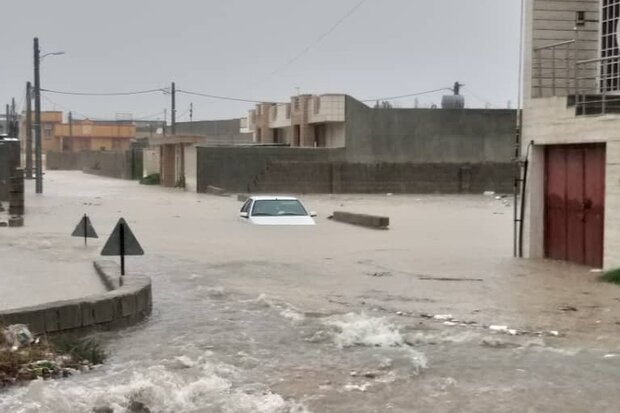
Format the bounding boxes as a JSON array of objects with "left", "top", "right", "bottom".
[
  {"left": 251, "top": 200, "right": 308, "bottom": 216},
  {"left": 241, "top": 200, "right": 252, "bottom": 213}
]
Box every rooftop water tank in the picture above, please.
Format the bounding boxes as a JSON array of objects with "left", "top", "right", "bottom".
[{"left": 441, "top": 94, "right": 465, "bottom": 109}]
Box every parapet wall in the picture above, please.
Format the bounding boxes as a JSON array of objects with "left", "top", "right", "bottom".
[{"left": 0, "top": 260, "right": 151, "bottom": 335}]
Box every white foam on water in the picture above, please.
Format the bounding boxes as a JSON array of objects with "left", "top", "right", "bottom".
[
  {"left": 254, "top": 294, "right": 305, "bottom": 323},
  {"left": 323, "top": 312, "right": 428, "bottom": 373},
  {"left": 324, "top": 312, "right": 404, "bottom": 348},
  {"left": 0, "top": 355, "right": 312, "bottom": 413}
]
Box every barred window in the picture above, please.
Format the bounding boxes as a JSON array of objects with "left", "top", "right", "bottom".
[{"left": 601, "top": 0, "right": 620, "bottom": 91}]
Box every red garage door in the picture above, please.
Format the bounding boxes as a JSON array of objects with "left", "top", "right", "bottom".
[{"left": 545, "top": 144, "right": 605, "bottom": 267}]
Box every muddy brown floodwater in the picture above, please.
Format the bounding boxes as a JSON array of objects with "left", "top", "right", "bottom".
[{"left": 1, "top": 171, "right": 620, "bottom": 412}]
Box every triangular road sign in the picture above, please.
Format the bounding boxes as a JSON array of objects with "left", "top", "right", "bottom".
[
  {"left": 101, "top": 218, "right": 144, "bottom": 256},
  {"left": 71, "top": 214, "right": 98, "bottom": 239}
]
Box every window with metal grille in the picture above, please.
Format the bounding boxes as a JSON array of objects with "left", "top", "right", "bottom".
[{"left": 601, "top": 0, "right": 620, "bottom": 91}]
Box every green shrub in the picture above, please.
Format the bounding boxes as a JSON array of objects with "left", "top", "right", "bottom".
[
  {"left": 599, "top": 268, "right": 620, "bottom": 285},
  {"left": 140, "top": 173, "right": 160, "bottom": 185}
]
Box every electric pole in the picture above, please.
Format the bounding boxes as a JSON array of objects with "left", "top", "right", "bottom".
[
  {"left": 5, "top": 104, "right": 9, "bottom": 137},
  {"left": 34, "top": 37, "right": 43, "bottom": 194},
  {"left": 171, "top": 81, "right": 176, "bottom": 135},
  {"left": 163, "top": 108, "right": 167, "bottom": 136},
  {"left": 26, "top": 82, "right": 33, "bottom": 178}
]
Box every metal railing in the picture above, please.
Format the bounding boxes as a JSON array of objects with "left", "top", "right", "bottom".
[
  {"left": 534, "top": 38, "right": 620, "bottom": 115},
  {"left": 575, "top": 54, "right": 620, "bottom": 115},
  {"left": 533, "top": 39, "right": 576, "bottom": 97}
]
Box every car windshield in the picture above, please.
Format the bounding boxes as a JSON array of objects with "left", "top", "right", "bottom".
[{"left": 251, "top": 200, "right": 308, "bottom": 217}]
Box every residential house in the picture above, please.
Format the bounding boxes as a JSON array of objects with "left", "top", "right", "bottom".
[
  {"left": 248, "top": 94, "right": 345, "bottom": 147},
  {"left": 521, "top": 0, "right": 620, "bottom": 268}
]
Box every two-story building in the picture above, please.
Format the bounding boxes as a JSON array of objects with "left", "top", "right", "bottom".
[
  {"left": 522, "top": 0, "right": 620, "bottom": 269},
  {"left": 248, "top": 94, "right": 345, "bottom": 147}
]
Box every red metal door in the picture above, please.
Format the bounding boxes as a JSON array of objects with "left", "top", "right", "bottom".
[
  {"left": 584, "top": 145, "right": 605, "bottom": 267},
  {"left": 544, "top": 144, "right": 605, "bottom": 267}
]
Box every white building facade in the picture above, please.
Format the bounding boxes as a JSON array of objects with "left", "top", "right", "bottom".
[{"left": 522, "top": 0, "right": 620, "bottom": 268}]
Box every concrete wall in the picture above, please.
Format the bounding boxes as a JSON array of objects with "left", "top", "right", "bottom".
[
  {"left": 143, "top": 147, "right": 160, "bottom": 177},
  {"left": 46, "top": 150, "right": 143, "bottom": 180},
  {"left": 0, "top": 260, "right": 152, "bottom": 335},
  {"left": 251, "top": 161, "right": 514, "bottom": 194},
  {"left": 184, "top": 145, "right": 198, "bottom": 192},
  {"left": 344, "top": 96, "right": 516, "bottom": 163},
  {"left": 196, "top": 146, "right": 345, "bottom": 193},
  {"left": 174, "top": 119, "right": 240, "bottom": 136}
]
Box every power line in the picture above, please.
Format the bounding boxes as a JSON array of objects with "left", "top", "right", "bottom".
[
  {"left": 255, "top": 0, "right": 368, "bottom": 85},
  {"left": 462, "top": 86, "right": 495, "bottom": 108},
  {"left": 177, "top": 89, "right": 284, "bottom": 104},
  {"left": 40, "top": 93, "right": 92, "bottom": 119},
  {"left": 41, "top": 87, "right": 168, "bottom": 97},
  {"left": 361, "top": 87, "right": 453, "bottom": 103}
]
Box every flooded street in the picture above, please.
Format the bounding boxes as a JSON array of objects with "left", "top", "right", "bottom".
[{"left": 2, "top": 172, "right": 620, "bottom": 412}]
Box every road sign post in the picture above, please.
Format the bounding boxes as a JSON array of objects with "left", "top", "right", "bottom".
[
  {"left": 101, "top": 218, "right": 144, "bottom": 276},
  {"left": 71, "top": 214, "right": 98, "bottom": 245}
]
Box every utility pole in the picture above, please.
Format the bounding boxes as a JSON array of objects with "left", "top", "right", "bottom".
[
  {"left": 34, "top": 37, "right": 43, "bottom": 194},
  {"left": 26, "top": 82, "right": 33, "bottom": 178},
  {"left": 5, "top": 104, "right": 9, "bottom": 137},
  {"left": 171, "top": 81, "right": 176, "bottom": 135},
  {"left": 10, "top": 98, "right": 16, "bottom": 138},
  {"left": 69, "top": 111, "right": 73, "bottom": 140},
  {"left": 163, "top": 108, "right": 167, "bottom": 136}
]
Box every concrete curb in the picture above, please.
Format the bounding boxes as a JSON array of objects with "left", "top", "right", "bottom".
[
  {"left": 0, "top": 260, "right": 152, "bottom": 335},
  {"left": 331, "top": 211, "right": 390, "bottom": 229}
]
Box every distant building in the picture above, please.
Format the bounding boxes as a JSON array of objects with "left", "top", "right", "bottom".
[
  {"left": 248, "top": 94, "right": 345, "bottom": 147},
  {"left": 19, "top": 112, "right": 136, "bottom": 153}
]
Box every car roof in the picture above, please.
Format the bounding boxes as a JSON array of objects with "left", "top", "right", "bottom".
[{"left": 249, "top": 195, "right": 299, "bottom": 201}]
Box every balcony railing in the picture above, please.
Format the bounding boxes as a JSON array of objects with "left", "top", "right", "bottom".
[
  {"left": 534, "top": 39, "right": 620, "bottom": 116},
  {"left": 574, "top": 54, "right": 620, "bottom": 115}
]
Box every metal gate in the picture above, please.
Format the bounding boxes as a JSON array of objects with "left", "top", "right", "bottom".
[{"left": 545, "top": 144, "right": 605, "bottom": 267}]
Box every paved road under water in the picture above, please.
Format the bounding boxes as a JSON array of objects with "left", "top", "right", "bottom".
[{"left": 2, "top": 172, "right": 620, "bottom": 412}]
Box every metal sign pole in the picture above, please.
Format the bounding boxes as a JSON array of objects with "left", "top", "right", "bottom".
[{"left": 120, "top": 222, "right": 125, "bottom": 276}]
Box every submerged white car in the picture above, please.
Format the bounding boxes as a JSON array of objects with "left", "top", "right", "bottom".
[{"left": 239, "top": 196, "right": 317, "bottom": 225}]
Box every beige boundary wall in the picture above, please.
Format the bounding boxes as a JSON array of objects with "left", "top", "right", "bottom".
[{"left": 0, "top": 260, "right": 152, "bottom": 334}]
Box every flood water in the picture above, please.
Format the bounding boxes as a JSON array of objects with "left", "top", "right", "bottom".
[{"left": 2, "top": 172, "right": 620, "bottom": 412}]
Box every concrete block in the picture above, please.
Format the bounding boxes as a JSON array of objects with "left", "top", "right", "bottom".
[
  {"left": 120, "top": 294, "right": 136, "bottom": 317},
  {"left": 332, "top": 211, "right": 390, "bottom": 229},
  {"left": 58, "top": 303, "right": 82, "bottom": 330},
  {"left": 81, "top": 301, "right": 96, "bottom": 327},
  {"left": 44, "top": 307, "right": 60, "bottom": 332},
  {"left": 93, "top": 298, "right": 115, "bottom": 324}
]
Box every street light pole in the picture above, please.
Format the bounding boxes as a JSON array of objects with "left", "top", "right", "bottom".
[{"left": 34, "top": 37, "right": 43, "bottom": 194}]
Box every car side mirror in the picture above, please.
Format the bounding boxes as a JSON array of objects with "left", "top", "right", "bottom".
[
  {"left": 240, "top": 212, "right": 249, "bottom": 218},
  {"left": 309, "top": 211, "right": 317, "bottom": 217}
]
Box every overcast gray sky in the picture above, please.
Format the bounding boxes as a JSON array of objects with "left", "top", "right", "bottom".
[{"left": 1, "top": 0, "right": 521, "bottom": 122}]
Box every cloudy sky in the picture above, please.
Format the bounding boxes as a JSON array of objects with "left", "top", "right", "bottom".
[{"left": 1, "top": 0, "right": 521, "bottom": 122}]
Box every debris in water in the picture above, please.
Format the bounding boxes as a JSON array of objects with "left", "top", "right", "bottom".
[
  {"left": 443, "top": 321, "right": 458, "bottom": 326},
  {"left": 366, "top": 271, "right": 392, "bottom": 277},
  {"left": 548, "top": 330, "right": 560, "bottom": 336},
  {"left": 604, "top": 354, "right": 618, "bottom": 359},
  {"left": 558, "top": 305, "right": 578, "bottom": 312},
  {"left": 418, "top": 276, "right": 483, "bottom": 282},
  {"left": 489, "top": 325, "right": 509, "bottom": 332},
  {"left": 2, "top": 324, "right": 34, "bottom": 349},
  {"left": 433, "top": 314, "right": 453, "bottom": 321}
]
